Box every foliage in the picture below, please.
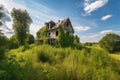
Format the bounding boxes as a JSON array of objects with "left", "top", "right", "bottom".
[
  {"left": 0, "top": 5, "right": 10, "bottom": 26},
  {"left": 0, "top": 55, "right": 23, "bottom": 80},
  {"left": 0, "top": 5, "right": 10, "bottom": 54},
  {"left": 7, "top": 35, "right": 19, "bottom": 49},
  {"left": 36, "top": 26, "right": 47, "bottom": 39},
  {"left": 11, "top": 8, "right": 32, "bottom": 46},
  {"left": 26, "top": 34, "right": 35, "bottom": 44},
  {"left": 99, "top": 33, "right": 120, "bottom": 52},
  {"left": 0, "top": 36, "right": 8, "bottom": 54},
  {"left": 58, "top": 28, "right": 74, "bottom": 47},
  {"left": 73, "top": 35, "right": 79, "bottom": 44},
  {"left": 36, "top": 26, "right": 47, "bottom": 44},
  {"left": 1, "top": 45, "right": 119, "bottom": 80}
]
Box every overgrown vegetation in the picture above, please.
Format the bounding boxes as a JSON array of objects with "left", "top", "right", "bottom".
[
  {"left": 99, "top": 33, "right": 120, "bottom": 53},
  {"left": 0, "top": 45, "right": 119, "bottom": 80},
  {"left": 57, "top": 28, "right": 74, "bottom": 47}
]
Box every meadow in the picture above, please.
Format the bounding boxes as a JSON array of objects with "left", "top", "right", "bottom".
[{"left": 0, "top": 44, "right": 120, "bottom": 80}]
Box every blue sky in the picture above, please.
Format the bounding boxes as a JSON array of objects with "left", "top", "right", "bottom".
[{"left": 0, "top": 0, "right": 120, "bottom": 42}]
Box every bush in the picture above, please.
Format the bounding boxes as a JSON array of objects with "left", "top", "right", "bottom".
[
  {"left": 37, "top": 51, "right": 52, "bottom": 63},
  {"left": 99, "top": 33, "right": 120, "bottom": 53},
  {"left": 0, "top": 36, "right": 8, "bottom": 54}
]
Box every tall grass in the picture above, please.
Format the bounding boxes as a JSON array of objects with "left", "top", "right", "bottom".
[{"left": 1, "top": 44, "right": 120, "bottom": 80}]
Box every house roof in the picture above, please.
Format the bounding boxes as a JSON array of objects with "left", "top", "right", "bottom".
[{"left": 46, "top": 18, "right": 74, "bottom": 33}]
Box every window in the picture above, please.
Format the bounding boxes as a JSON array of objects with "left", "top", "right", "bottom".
[
  {"left": 56, "top": 31, "right": 58, "bottom": 36},
  {"left": 48, "top": 32, "right": 50, "bottom": 37},
  {"left": 66, "top": 22, "right": 69, "bottom": 26}
]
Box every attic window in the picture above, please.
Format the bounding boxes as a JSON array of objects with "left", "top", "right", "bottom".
[{"left": 66, "top": 22, "right": 69, "bottom": 26}]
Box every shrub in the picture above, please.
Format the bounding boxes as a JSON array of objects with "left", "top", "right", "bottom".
[{"left": 99, "top": 33, "right": 120, "bottom": 53}]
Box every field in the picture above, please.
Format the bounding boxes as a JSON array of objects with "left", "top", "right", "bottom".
[
  {"left": 0, "top": 44, "right": 120, "bottom": 80},
  {"left": 110, "top": 53, "right": 120, "bottom": 61}
]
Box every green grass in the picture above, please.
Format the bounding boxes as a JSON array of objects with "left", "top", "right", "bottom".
[
  {"left": 110, "top": 53, "right": 120, "bottom": 61},
  {"left": 0, "top": 44, "right": 120, "bottom": 80}
]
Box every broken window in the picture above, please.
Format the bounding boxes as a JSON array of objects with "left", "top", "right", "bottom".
[
  {"left": 66, "top": 22, "right": 69, "bottom": 26},
  {"left": 48, "top": 32, "right": 50, "bottom": 37},
  {"left": 56, "top": 31, "right": 58, "bottom": 36}
]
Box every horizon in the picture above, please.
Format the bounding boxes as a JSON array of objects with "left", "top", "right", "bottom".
[{"left": 0, "top": 0, "right": 120, "bottom": 43}]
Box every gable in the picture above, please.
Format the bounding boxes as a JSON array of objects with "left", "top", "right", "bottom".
[
  {"left": 62, "top": 18, "right": 74, "bottom": 33},
  {"left": 46, "top": 18, "right": 74, "bottom": 33}
]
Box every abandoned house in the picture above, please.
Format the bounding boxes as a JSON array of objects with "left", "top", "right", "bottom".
[{"left": 37, "top": 18, "right": 74, "bottom": 44}]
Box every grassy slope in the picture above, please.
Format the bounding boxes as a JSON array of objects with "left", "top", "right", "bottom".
[
  {"left": 110, "top": 54, "right": 120, "bottom": 61},
  {"left": 3, "top": 44, "right": 120, "bottom": 80},
  {"left": 87, "top": 44, "right": 120, "bottom": 61}
]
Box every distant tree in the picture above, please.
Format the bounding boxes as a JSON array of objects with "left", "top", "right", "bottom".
[
  {"left": 11, "top": 8, "right": 32, "bottom": 46},
  {"left": 27, "top": 34, "right": 35, "bottom": 44},
  {"left": 74, "top": 35, "right": 79, "bottom": 44},
  {"left": 99, "top": 33, "right": 120, "bottom": 52}
]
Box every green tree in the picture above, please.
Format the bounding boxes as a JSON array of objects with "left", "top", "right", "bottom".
[
  {"left": 0, "top": 5, "right": 10, "bottom": 54},
  {"left": 11, "top": 8, "right": 32, "bottom": 46},
  {"left": 27, "top": 34, "right": 35, "bottom": 44},
  {"left": 99, "top": 33, "right": 120, "bottom": 52}
]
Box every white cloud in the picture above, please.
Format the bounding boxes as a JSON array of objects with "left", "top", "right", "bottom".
[
  {"left": 84, "top": 0, "right": 108, "bottom": 14},
  {"left": 80, "top": 33, "right": 102, "bottom": 43},
  {"left": 0, "top": 0, "right": 61, "bottom": 37},
  {"left": 100, "top": 30, "right": 113, "bottom": 34},
  {"left": 101, "top": 14, "right": 112, "bottom": 20},
  {"left": 80, "top": 29, "right": 120, "bottom": 43},
  {"left": 74, "top": 26, "right": 91, "bottom": 31}
]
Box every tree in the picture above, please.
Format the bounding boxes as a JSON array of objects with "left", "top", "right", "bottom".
[
  {"left": 0, "top": 4, "right": 11, "bottom": 29},
  {"left": 27, "top": 34, "right": 35, "bottom": 44},
  {"left": 99, "top": 33, "right": 120, "bottom": 52},
  {"left": 11, "top": 8, "right": 32, "bottom": 46},
  {"left": 0, "top": 5, "right": 10, "bottom": 54}
]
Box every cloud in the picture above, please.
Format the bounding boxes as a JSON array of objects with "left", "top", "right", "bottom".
[
  {"left": 74, "top": 26, "right": 91, "bottom": 31},
  {"left": 100, "top": 30, "right": 113, "bottom": 34},
  {"left": 84, "top": 0, "right": 108, "bottom": 14},
  {"left": 0, "top": 0, "right": 61, "bottom": 37},
  {"left": 101, "top": 14, "right": 112, "bottom": 20},
  {"left": 80, "top": 33, "right": 102, "bottom": 43},
  {"left": 80, "top": 29, "right": 120, "bottom": 43}
]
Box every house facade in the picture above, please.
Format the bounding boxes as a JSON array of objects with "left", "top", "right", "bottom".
[
  {"left": 37, "top": 18, "right": 74, "bottom": 44},
  {"left": 46, "top": 18, "right": 74, "bottom": 41}
]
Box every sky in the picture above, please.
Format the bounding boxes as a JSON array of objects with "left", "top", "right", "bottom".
[{"left": 0, "top": 0, "right": 120, "bottom": 43}]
